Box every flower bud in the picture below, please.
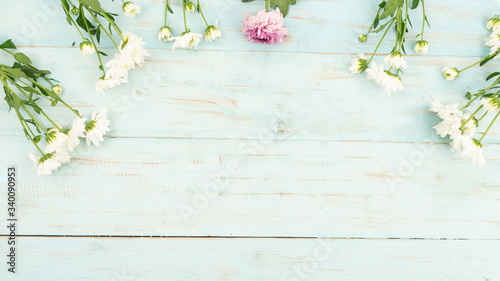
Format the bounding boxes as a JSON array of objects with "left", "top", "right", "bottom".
[
  {"left": 79, "top": 41, "right": 95, "bottom": 56},
  {"left": 185, "top": 1, "right": 196, "bottom": 13},
  {"left": 414, "top": 40, "right": 428, "bottom": 55},
  {"left": 487, "top": 17, "right": 500, "bottom": 31},
  {"left": 158, "top": 26, "right": 173, "bottom": 42},
  {"left": 205, "top": 25, "right": 222, "bottom": 43},
  {"left": 122, "top": 2, "right": 141, "bottom": 18},
  {"left": 442, "top": 67, "right": 459, "bottom": 81},
  {"left": 70, "top": 7, "right": 79, "bottom": 15},
  {"left": 34, "top": 135, "right": 42, "bottom": 143},
  {"left": 358, "top": 33, "right": 367, "bottom": 42},
  {"left": 52, "top": 85, "right": 63, "bottom": 95},
  {"left": 51, "top": 100, "right": 58, "bottom": 106},
  {"left": 480, "top": 97, "right": 500, "bottom": 112}
]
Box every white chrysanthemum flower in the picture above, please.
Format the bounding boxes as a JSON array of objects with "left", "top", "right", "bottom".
[
  {"left": 105, "top": 54, "right": 130, "bottom": 80},
  {"left": 85, "top": 109, "right": 111, "bottom": 147},
  {"left": 52, "top": 85, "right": 63, "bottom": 95},
  {"left": 459, "top": 113, "right": 477, "bottom": 138},
  {"left": 95, "top": 76, "right": 126, "bottom": 95},
  {"left": 442, "top": 68, "right": 459, "bottom": 80},
  {"left": 480, "top": 97, "right": 500, "bottom": 112},
  {"left": 64, "top": 117, "right": 87, "bottom": 151},
  {"left": 172, "top": 32, "right": 203, "bottom": 50},
  {"left": 366, "top": 62, "right": 403, "bottom": 96},
  {"left": 29, "top": 152, "right": 71, "bottom": 175},
  {"left": 158, "top": 26, "right": 173, "bottom": 42},
  {"left": 185, "top": 1, "right": 195, "bottom": 13},
  {"left": 119, "top": 32, "right": 150, "bottom": 68},
  {"left": 384, "top": 52, "right": 407, "bottom": 70},
  {"left": 414, "top": 40, "right": 429, "bottom": 55},
  {"left": 348, "top": 53, "right": 368, "bottom": 75},
  {"left": 434, "top": 115, "right": 462, "bottom": 138},
  {"left": 429, "top": 96, "right": 462, "bottom": 120},
  {"left": 460, "top": 138, "right": 485, "bottom": 166},
  {"left": 487, "top": 17, "right": 500, "bottom": 32},
  {"left": 205, "top": 22, "right": 222, "bottom": 42},
  {"left": 45, "top": 128, "right": 70, "bottom": 153},
  {"left": 122, "top": 1, "right": 141, "bottom": 18},
  {"left": 80, "top": 41, "right": 95, "bottom": 56},
  {"left": 485, "top": 32, "right": 500, "bottom": 57}
]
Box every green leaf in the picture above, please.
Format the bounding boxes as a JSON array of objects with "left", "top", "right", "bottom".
[
  {"left": 14, "top": 52, "right": 32, "bottom": 65},
  {"left": 167, "top": 4, "right": 174, "bottom": 14},
  {"left": 411, "top": 0, "right": 419, "bottom": 9},
  {"left": 269, "top": 0, "right": 296, "bottom": 17},
  {"left": 0, "top": 39, "right": 16, "bottom": 49},
  {"left": 80, "top": 0, "right": 102, "bottom": 13},
  {"left": 486, "top": 72, "right": 500, "bottom": 81},
  {"left": 2, "top": 68, "right": 28, "bottom": 79}
]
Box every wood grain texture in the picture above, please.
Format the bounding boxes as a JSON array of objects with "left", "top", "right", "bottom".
[
  {"left": 0, "top": 0, "right": 499, "bottom": 279},
  {"left": 1, "top": 237, "right": 499, "bottom": 281}
]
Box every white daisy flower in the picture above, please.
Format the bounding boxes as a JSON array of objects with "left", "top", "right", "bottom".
[
  {"left": 433, "top": 115, "right": 462, "bottom": 138},
  {"left": 80, "top": 41, "right": 95, "bottom": 56},
  {"left": 85, "top": 109, "right": 111, "bottom": 147},
  {"left": 29, "top": 152, "right": 71, "bottom": 175},
  {"left": 119, "top": 32, "right": 150, "bottom": 68},
  {"left": 122, "top": 2, "right": 141, "bottom": 18},
  {"left": 158, "top": 26, "right": 173, "bottom": 42},
  {"left": 460, "top": 138, "right": 485, "bottom": 166},
  {"left": 205, "top": 22, "right": 222, "bottom": 42},
  {"left": 485, "top": 32, "right": 500, "bottom": 57},
  {"left": 105, "top": 54, "right": 130, "bottom": 80},
  {"left": 414, "top": 40, "right": 428, "bottom": 55},
  {"left": 95, "top": 76, "right": 126, "bottom": 95},
  {"left": 366, "top": 62, "right": 403, "bottom": 96},
  {"left": 459, "top": 113, "right": 477, "bottom": 138},
  {"left": 384, "top": 52, "right": 407, "bottom": 70},
  {"left": 64, "top": 117, "right": 87, "bottom": 151},
  {"left": 442, "top": 68, "right": 459, "bottom": 80},
  {"left": 172, "top": 32, "right": 203, "bottom": 50},
  {"left": 348, "top": 53, "right": 368, "bottom": 75},
  {"left": 45, "top": 128, "right": 70, "bottom": 153},
  {"left": 429, "top": 96, "right": 462, "bottom": 120},
  {"left": 480, "top": 97, "right": 500, "bottom": 112}
]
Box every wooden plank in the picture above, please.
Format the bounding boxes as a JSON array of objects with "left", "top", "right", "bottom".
[
  {"left": 1, "top": 49, "right": 499, "bottom": 143},
  {"left": 3, "top": 0, "right": 497, "bottom": 58},
  {"left": 1, "top": 237, "right": 499, "bottom": 280},
  {"left": 1, "top": 137, "right": 499, "bottom": 238}
]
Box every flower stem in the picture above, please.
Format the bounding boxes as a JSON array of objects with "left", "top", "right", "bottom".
[
  {"left": 81, "top": 6, "right": 106, "bottom": 77},
  {"left": 397, "top": 1, "right": 409, "bottom": 53},
  {"left": 60, "top": 0, "right": 86, "bottom": 41},
  {"left": 164, "top": 0, "right": 169, "bottom": 26},
  {"left": 20, "top": 103, "right": 48, "bottom": 134},
  {"left": 265, "top": 0, "right": 270, "bottom": 12},
  {"left": 197, "top": 0, "right": 210, "bottom": 27},
  {"left": 14, "top": 109, "right": 45, "bottom": 155},
  {"left": 100, "top": 9, "right": 124, "bottom": 40},
  {"left": 460, "top": 78, "right": 500, "bottom": 111},
  {"left": 460, "top": 105, "right": 482, "bottom": 130},
  {"left": 182, "top": 1, "right": 188, "bottom": 33},
  {"left": 367, "top": 18, "right": 396, "bottom": 65},
  {"left": 88, "top": 11, "right": 119, "bottom": 48},
  {"left": 420, "top": 0, "right": 426, "bottom": 40},
  {"left": 479, "top": 110, "right": 500, "bottom": 142},
  {"left": 365, "top": 7, "right": 383, "bottom": 37}
]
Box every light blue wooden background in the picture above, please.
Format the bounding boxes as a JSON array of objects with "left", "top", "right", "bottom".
[{"left": 1, "top": 0, "right": 500, "bottom": 280}]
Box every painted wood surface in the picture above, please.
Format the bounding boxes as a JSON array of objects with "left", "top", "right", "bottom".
[{"left": 1, "top": 0, "right": 500, "bottom": 280}]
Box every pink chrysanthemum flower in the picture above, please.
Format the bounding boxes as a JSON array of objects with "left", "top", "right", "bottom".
[{"left": 241, "top": 8, "right": 288, "bottom": 45}]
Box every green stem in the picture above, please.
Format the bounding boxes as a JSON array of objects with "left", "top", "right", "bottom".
[
  {"left": 367, "top": 18, "right": 396, "bottom": 65},
  {"left": 397, "top": 1, "right": 409, "bottom": 53},
  {"left": 81, "top": 6, "right": 106, "bottom": 77},
  {"left": 197, "top": 0, "right": 210, "bottom": 27},
  {"left": 100, "top": 10, "right": 124, "bottom": 40},
  {"left": 477, "top": 111, "right": 489, "bottom": 122},
  {"left": 88, "top": 11, "right": 119, "bottom": 48},
  {"left": 164, "top": 0, "right": 169, "bottom": 26},
  {"left": 458, "top": 61, "right": 481, "bottom": 73},
  {"left": 365, "top": 7, "right": 383, "bottom": 36},
  {"left": 20, "top": 103, "right": 48, "bottom": 134},
  {"left": 15, "top": 109, "right": 45, "bottom": 155},
  {"left": 479, "top": 110, "right": 500, "bottom": 142},
  {"left": 265, "top": 0, "right": 270, "bottom": 12},
  {"left": 460, "top": 105, "right": 482, "bottom": 130},
  {"left": 420, "top": 0, "right": 426, "bottom": 40},
  {"left": 460, "top": 78, "right": 500, "bottom": 110},
  {"left": 60, "top": 0, "right": 86, "bottom": 41},
  {"left": 182, "top": 1, "right": 188, "bottom": 33}
]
